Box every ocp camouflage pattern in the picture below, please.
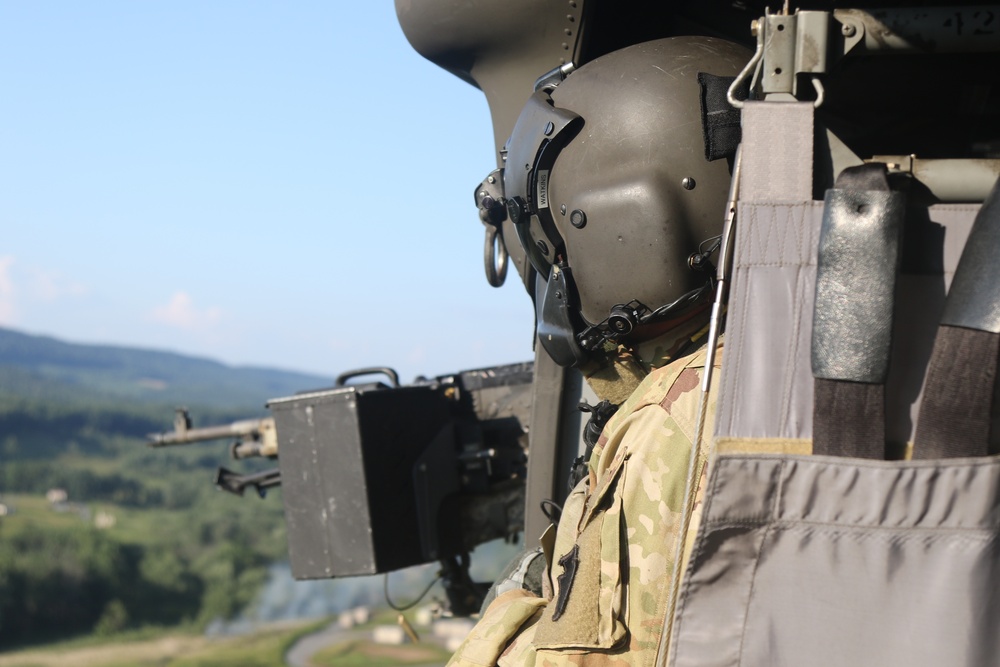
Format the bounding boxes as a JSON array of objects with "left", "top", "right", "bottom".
[{"left": 447, "top": 343, "right": 722, "bottom": 666}]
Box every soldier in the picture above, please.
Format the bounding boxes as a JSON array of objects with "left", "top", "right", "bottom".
[{"left": 440, "top": 37, "right": 750, "bottom": 666}]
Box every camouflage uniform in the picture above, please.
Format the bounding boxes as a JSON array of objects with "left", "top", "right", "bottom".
[{"left": 448, "top": 342, "right": 722, "bottom": 667}]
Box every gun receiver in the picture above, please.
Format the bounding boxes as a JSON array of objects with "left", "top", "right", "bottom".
[{"left": 146, "top": 409, "right": 278, "bottom": 459}]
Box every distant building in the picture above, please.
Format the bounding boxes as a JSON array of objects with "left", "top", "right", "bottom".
[
  {"left": 415, "top": 604, "right": 438, "bottom": 627},
  {"left": 434, "top": 616, "right": 476, "bottom": 652},
  {"left": 95, "top": 511, "right": 117, "bottom": 529},
  {"left": 433, "top": 617, "right": 475, "bottom": 639},
  {"left": 0, "top": 503, "right": 9, "bottom": 516},
  {"left": 351, "top": 606, "right": 370, "bottom": 625},
  {"left": 373, "top": 625, "right": 406, "bottom": 645},
  {"left": 46, "top": 488, "right": 68, "bottom": 504}
]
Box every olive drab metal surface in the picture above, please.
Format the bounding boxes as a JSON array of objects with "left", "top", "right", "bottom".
[
  {"left": 395, "top": 0, "right": 587, "bottom": 160},
  {"left": 541, "top": 38, "right": 748, "bottom": 329}
]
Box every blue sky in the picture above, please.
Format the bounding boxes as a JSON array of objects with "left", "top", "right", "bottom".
[{"left": 0, "top": 2, "right": 536, "bottom": 382}]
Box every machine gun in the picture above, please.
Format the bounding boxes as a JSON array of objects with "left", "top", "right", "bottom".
[
  {"left": 148, "top": 361, "right": 533, "bottom": 615},
  {"left": 147, "top": 409, "right": 282, "bottom": 497}
]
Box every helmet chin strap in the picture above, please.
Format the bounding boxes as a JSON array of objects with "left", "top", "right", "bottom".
[
  {"left": 579, "top": 300, "right": 715, "bottom": 404},
  {"left": 572, "top": 207, "right": 732, "bottom": 419},
  {"left": 576, "top": 279, "right": 715, "bottom": 354}
]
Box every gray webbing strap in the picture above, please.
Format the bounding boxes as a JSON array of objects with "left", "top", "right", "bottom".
[
  {"left": 739, "top": 102, "right": 813, "bottom": 202},
  {"left": 914, "top": 178, "right": 1000, "bottom": 459},
  {"left": 713, "top": 102, "right": 817, "bottom": 442},
  {"left": 812, "top": 164, "right": 905, "bottom": 458}
]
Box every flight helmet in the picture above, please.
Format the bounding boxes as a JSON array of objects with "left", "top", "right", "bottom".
[{"left": 501, "top": 36, "right": 750, "bottom": 367}]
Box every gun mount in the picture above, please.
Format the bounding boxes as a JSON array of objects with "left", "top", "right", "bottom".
[
  {"left": 268, "top": 362, "right": 532, "bottom": 580},
  {"left": 214, "top": 467, "right": 282, "bottom": 498}
]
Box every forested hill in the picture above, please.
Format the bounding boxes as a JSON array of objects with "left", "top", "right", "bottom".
[
  {"left": 0, "top": 327, "right": 330, "bottom": 647},
  {"left": 0, "top": 326, "right": 330, "bottom": 410}
]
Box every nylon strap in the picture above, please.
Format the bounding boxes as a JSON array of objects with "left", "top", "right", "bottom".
[
  {"left": 813, "top": 379, "right": 887, "bottom": 459},
  {"left": 913, "top": 326, "right": 998, "bottom": 458},
  {"left": 914, "top": 177, "right": 1000, "bottom": 458},
  {"left": 812, "top": 164, "right": 904, "bottom": 458}
]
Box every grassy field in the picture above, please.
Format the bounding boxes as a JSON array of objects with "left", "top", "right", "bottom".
[
  {"left": 0, "top": 618, "right": 457, "bottom": 667},
  {"left": 307, "top": 610, "right": 452, "bottom": 667},
  {"left": 0, "top": 619, "right": 325, "bottom": 667},
  {"left": 1, "top": 491, "right": 191, "bottom": 538},
  {"left": 312, "top": 639, "right": 451, "bottom": 667}
]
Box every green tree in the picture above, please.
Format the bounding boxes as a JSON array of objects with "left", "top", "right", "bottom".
[{"left": 94, "top": 599, "right": 129, "bottom": 636}]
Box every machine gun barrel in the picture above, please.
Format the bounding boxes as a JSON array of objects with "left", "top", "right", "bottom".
[
  {"left": 147, "top": 419, "right": 267, "bottom": 446},
  {"left": 146, "top": 408, "right": 278, "bottom": 457}
]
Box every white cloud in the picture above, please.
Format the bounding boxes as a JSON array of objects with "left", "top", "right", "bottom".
[
  {"left": 150, "top": 291, "right": 222, "bottom": 331},
  {"left": 0, "top": 259, "right": 91, "bottom": 328},
  {"left": 0, "top": 256, "right": 16, "bottom": 325},
  {"left": 28, "top": 268, "right": 88, "bottom": 301}
]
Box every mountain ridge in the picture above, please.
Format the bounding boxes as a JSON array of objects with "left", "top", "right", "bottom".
[{"left": 0, "top": 326, "right": 331, "bottom": 411}]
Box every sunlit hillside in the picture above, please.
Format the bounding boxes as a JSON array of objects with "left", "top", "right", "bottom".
[{"left": 0, "top": 327, "right": 513, "bottom": 665}]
